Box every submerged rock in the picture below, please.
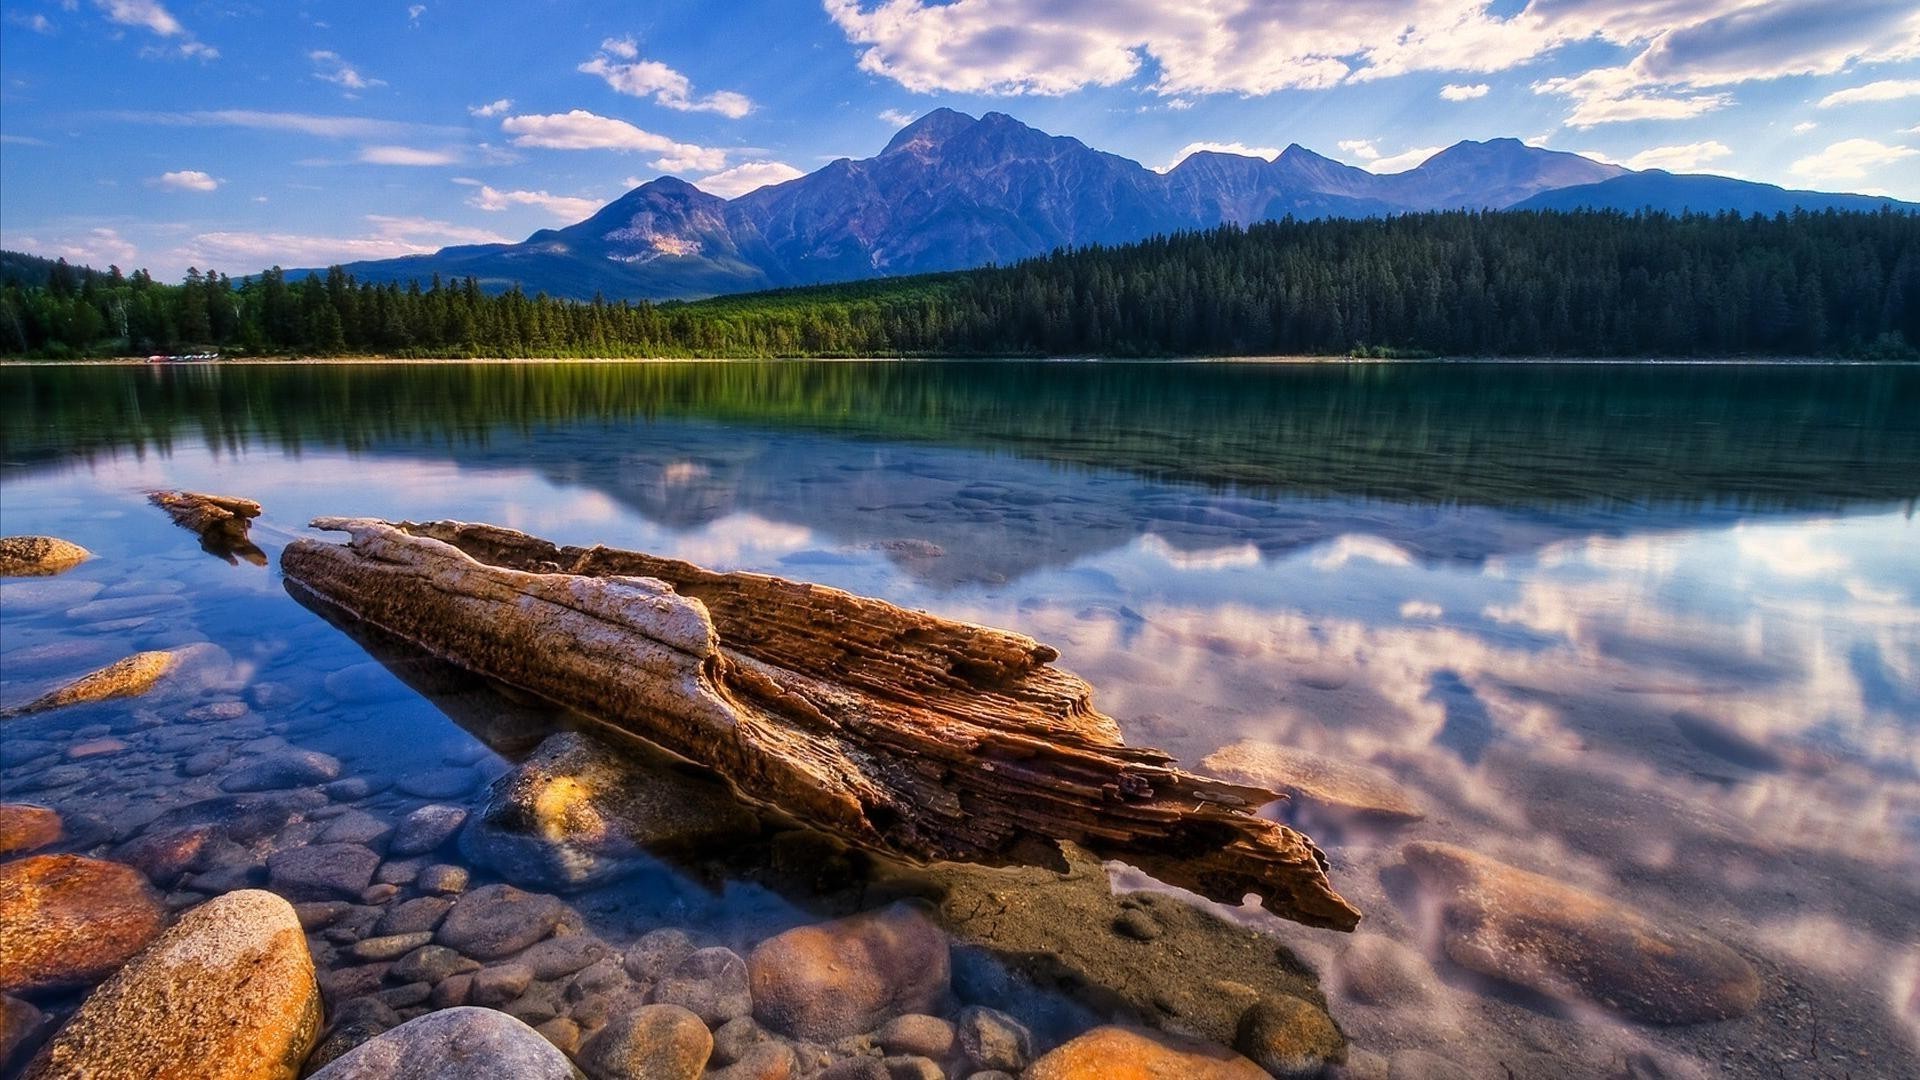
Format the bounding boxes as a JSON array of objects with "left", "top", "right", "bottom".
[
  {"left": 391, "top": 804, "right": 468, "bottom": 856},
  {"left": 748, "top": 902, "right": 950, "bottom": 1042},
  {"left": 575, "top": 1003, "right": 711, "bottom": 1080},
  {"left": 0, "top": 536, "right": 91, "bottom": 577},
  {"left": 24, "top": 889, "right": 320, "bottom": 1080},
  {"left": 0, "top": 854, "right": 166, "bottom": 994},
  {"left": 435, "top": 883, "right": 571, "bottom": 960},
  {"left": 1402, "top": 841, "right": 1761, "bottom": 1024},
  {"left": 460, "top": 730, "right": 758, "bottom": 892},
  {"left": 1025, "top": 1025, "right": 1270, "bottom": 1080},
  {"left": 1, "top": 994, "right": 46, "bottom": 1071},
  {"left": 651, "top": 946, "right": 751, "bottom": 1025},
  {"left": 267, "top": 843, "right": 381, "bottom": 901},
  {"left": 1199, "top": 742, "right": 1424, "bottom": 822},
  {"left": 0, "top": 650, "right": 179, "bottom": 718},
  {"left": 1232, "top": 995, "right": 1346, "bottom": 1078},
  {"left": 308, "top": 1006, "right": 581, "bottom": 1079},
  {"left": 0, "top": 805, "right": 62, "bottom": 857},
  {"left": 221, "top": 749, "right": 344, "bottom": 792}
]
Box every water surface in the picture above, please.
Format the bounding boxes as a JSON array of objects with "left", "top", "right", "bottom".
[{"left": 3, "top": 360, "right": 1917, "bottom": 1077}]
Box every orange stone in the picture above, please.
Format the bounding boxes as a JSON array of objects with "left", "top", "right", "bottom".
[
  {"left": 66, "top": 738, "right": 130, "bottom": 760},
  {"left": 0, "top": 805, "right": 62, "bottom": 857},
  {"left": 0, "top": 855, "right": 165, "bottom": 995},
  {"left": 1025, "top": 1026, "right": 1271, "bottom": 1080}
]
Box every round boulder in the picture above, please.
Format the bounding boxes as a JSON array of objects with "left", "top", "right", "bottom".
[
  {"left": 1232, "top": 995, "right": 1346, "bottom": 1078},
  {"left": 575, "top": 1002, "right": 712, "bottom": 1080},
  {"left": 308, "top": 1007, "right": 581, "bottom": 1079},
  {"left": 24, "top": 890, "right": 320, "bottom": 1080},
  {"left": 1026, "top": 1026, "right": 1270, "bottom": 1080},
  {"left": 0, "top": 854, "right": 165, "bottom": 994},
  {"left": 0, "top": 805, "right": 62, "bottom": 857},
  {"left": 748, "top": 902, "right": 950, "bottom": 1042},
  {"left": 0, "top": 536, "right": 91, "bottom": 578}
]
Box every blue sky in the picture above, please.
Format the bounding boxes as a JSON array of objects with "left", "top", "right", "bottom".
[{"left": 2, "top": 0, "right": 1916, "bottom": 281}]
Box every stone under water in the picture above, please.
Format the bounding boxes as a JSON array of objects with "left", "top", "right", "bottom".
[
  {"left": 0, "top": 650, "right": 180, "bottom": 718},
  {"left": 0, "top": 536, "right": 91, "bottom": 578}
]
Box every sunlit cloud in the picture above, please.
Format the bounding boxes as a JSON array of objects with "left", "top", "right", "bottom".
[
  {"left": 1156, "top": 141, "right": 1282, "bottom": 171},
  {"left": 1440, "top": 83, "right": 1489, "bottom": 101},
  {"left": 463, "top": 183, "right": 602, "bottom": 220},
  {"left": 1817, "top": 79, "right": 1920, "bottom": 108},
  {"left": 152, "top": 168, "right": 219, "bottom": 192},
  {"left": 693, "top": 161, "right": 806, "bottom": 198},
  {"left": 578, "top": 37, "right": 753, "bottom": 118},
  {"left": 1621, "top": 140, "right": 1733, "bottom": 172},
  {"left": 1790, "top": 138, "right": 1920, "bottom": 183},
  {"left": 498, "top": 110, "right": 728, "bottom": 172}
]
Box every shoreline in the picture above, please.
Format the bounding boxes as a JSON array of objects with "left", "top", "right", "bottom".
[{"left": 0, "top": 354, "right": 1903, "bottom": 367}]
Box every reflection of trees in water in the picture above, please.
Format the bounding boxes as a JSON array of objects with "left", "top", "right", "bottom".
[{"left": 5, "top": 360, "right": 1917, "bottom": 510}]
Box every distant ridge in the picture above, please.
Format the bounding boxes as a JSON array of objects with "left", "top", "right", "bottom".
[{"left": 295, "top": 109, "right": 1912, "bottom": 301}]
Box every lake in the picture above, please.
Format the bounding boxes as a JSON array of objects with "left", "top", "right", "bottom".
[{"left": 2, "top": 359, "right": 1917, "bottom": 1078}]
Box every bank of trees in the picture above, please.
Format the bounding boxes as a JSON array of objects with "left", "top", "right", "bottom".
[{"left": 3, "top": 208, "right": 1915, "bottom": 359}]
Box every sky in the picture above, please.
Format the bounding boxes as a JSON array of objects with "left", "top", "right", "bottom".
[{"left": 1, "top": 0, "right": 1916, "bottom": 282}]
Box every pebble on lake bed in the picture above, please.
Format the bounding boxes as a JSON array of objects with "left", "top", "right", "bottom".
[
  {"left": 307, "top": 1007, "right": 578, "bottom": 1080},
  {"left": 0, "top": 854, "right": 166, "bottom": 995},
  {"left": 0, "top": 650, "right": 179, "bottom": 718},
  {"left": 1026, "top": 1025, "right": 1271, "bottom": 1080},
  {"left": 0, "top": 536, "right": 91, "bottom": 577}
]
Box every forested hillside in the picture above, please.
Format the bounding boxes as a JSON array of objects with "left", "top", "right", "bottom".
[{"left": 4, "top": 208, "right": 1916, "bottom": 360}]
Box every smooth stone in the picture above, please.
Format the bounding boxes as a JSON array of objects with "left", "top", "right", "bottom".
[
  {"left": 322, "top": 662, "right": 397, "bottom": 703},
  {"left": 149, "top": 793, "right": 296, "bottom": 845},
  {"left": 182, "top": 751, "right": 228, "bottom": 776},
  {"left": 306, "top": 997, "right": 400, "bottom": 1073},
  {"left": 187, "top": 861, "right": 266, "bottom": 893},
  {"left": 0, "top": 805, "right": 62, "bottom": 857},
  {"left": 319, "top": 810, "right": 394, "bottom": 849},
  {"left": 470, "top": 962, "right": 535, "bottom": 1007},
  {"left": 390, "top": 804, "right": 467, "bottom": 856},
  {"left": 307, "top": 1007, "right": 580, "bottom": 1079},
  {"left": 1, "top": 651, "right": 179, "bottom": 717},
  {"left": 1, "top": 994, "right": 46, "bottom": 1069},
  {"left": 22, "top": 890, "right": 320, "bottom": 1080},
  {"left": 220, "top": 749, "right": 343, "bottom": 792},
  {"left": 711, "top": 1016, "right": 773, "bottom": 1065},
  {"left": 65, "top": 737, "right": 130, "bottom": 759},
  {"left": 1025, "top": 1026, "right": 1270, "bottom": 1080},
  {"left": 113, "top": 825, "right": 214, "bottom": 886},
  {"left": 624, "top": 927, "right": 696, "bottom": 983},
  {"left": 267, "top": 843, "right": 381, "bottom": 901},
  {"left": 431, "top": 973, "right": 473, "bottom": 1008},
  {"left": 1199, "top": 742, "right": 1424, "bottom": 822},
  {"left": 65, "top": 594, "right": 177, "bottom": 622},
  {"left": 652, "top": 945, "right": 752, "bottom": 1025},
  {"left": 709, "top": 1041, "right": 796, "bottom": 1080},
  {"left": 1233, "top": 996, "right": 1346, "bottom": 1078},
  {"left": 375, "top": 857, "right": 427, "bottom": 887},
  {"left": 873, "top": 1014, "right": 956, "bottom": 1060},
  {"left": 350, "top": 932, "right": 435, "bottom": 962},
  {"left": 295, "top": 901, "right": 351, "bottom": 930},
  {"left": 882, "top": 1056, "right": 944, "bottom": 1080},
  {"left": 325, "top": 778, "right": 378, "bottom": 801},
  {"left": 0, "top": 854, "right": 166, "bottom": 994},
  {"left": 0, "top": 535, "right": 91, "bottom": 577},
  {"left": 417, "top": 864, "right": 469, "bottom": 895},
  {"left": 816, "top": 1061, "right": 887, "bottom": 1080},
  {"left": 435, "top": 883, "right": 569, "bottom": 960},
  {"left": 460, "top": 730, "right": 755, "bottom": 891},
  {"left": 517, "top": 934, "right": 612, "bottom": 980},
  {"left": 748, "top": 902, "right": 950, "bottom": 1042},
  {"left": 361, "top": 883, "right": 401, "bottom": 905},
  {"left": 374, "top": 895, "right": 453, "bottom": 936},
  {"left": 395, "top": 767, "right": 478, "bottom": 800},
  {"left": 185, "top": 700, "right": 250, "bottom": 722},
  {"left": 957, "top": 1006, "right": 1032, "bottom": 1073},
  {"left": 392, "top": 944, "right": 479, "bottom": 985},
  {"left": 568, "top": 956, "right": 633, "bottom": 1002},
  {"left": 535, "top": 1016, "right": 582, "bottom": 1055},
  {"left": 576, "top": 1003, "right": 712, "bottom": 1080},
  {"left": 318, "top": 962, "right": 393, "bottom": 1005},
  {"left": 375, "top": 981, "right": 432, "bottom": 1009},
  {"left": 1402, "top": 841, "right": 1762, "bottom": 1023}
]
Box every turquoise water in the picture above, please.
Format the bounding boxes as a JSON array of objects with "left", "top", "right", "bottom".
[{"left": 2, "top": 360, "right": 1917, "bottom": 1077}]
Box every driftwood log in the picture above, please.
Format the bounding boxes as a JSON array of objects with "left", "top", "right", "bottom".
[
  {"left": 281, "top": 518, "right": 1361, "bottom": 930},
  {"left": 148, "top": 490, "right": 266, "bottom": 566}
]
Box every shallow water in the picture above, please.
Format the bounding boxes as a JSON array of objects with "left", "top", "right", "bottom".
[{"left": 2, "top": 360, "right": 1917, "bottom": 1077}]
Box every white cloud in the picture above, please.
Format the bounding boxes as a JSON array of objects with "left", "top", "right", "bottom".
[
  {"left": 1440, "top": 82, "right": 1489, "bottom": 101},
  {"left": 1793, "top": 121, "right": 1819, "bottom": 134},
  {"left": 10, "top": 227, "right": 137, "bottom": 267},
  {"left": 878, "top": 108, "right": 918, "bottom": 127},
  {"left": 10, "top": 12, "right": 54, "bottom": 33},
  {"left": 1621, "top": 140, "right": 1733, "bottom": 172},
  {"left": 1338, "top": 138, "right": 1380, "bottom": 160},
  {"left": 95, "top": 0, "right": 182, "bottom": 36},
  {"left": 1157, "top": 141, "right": 1281, "bottom": 171},
  {"left": 357, "top": 145, "right": 462, "bottom": 166},
  {"left": 499, "top": 110, "right": 727, "bottom": 172},
  {"left": 130, "top": 110, "right": 452, "bottom": 140},
  {"left": 153, "top": 169, "right": 219, "bottom": 191},
  {"left": 1818, "top": 79, "right": 1920, "bottom": 108},
  {"left": 694, "top": 161, "right": 806, "bottom": 198},
  {"left": 1532, "top": 66, "right": 1732, "bottom": 127},
  {"left": 1789, "top": 138, "right": 1919, "bottom": 182},
  {"left": 172, "top": 215, "right": 510, "bottom": 270},
  {"left": 1365, "top": 145, "right": 1445, "bottom": 174},
  {"left": 408, "top": 4, "right": 425, "bottom": 24},
  {"left": 579, "top": 37, "right": 754, "bottom": 118},
  {"left": 465, "top": 184, "right": 603, "bottom": 220},
  {"left": 469, "top": 99, "right": 513, "bottom": 118},
  {"left": 310, "top": 50, "right": 384, "bottom": 92}
]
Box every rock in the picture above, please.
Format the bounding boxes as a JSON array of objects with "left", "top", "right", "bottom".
[
  {"left": 460, "top": 730, "right": 757, "bottom": 892},
  {"left": 319, "top": 809, "right": 394, "bottom": 849},
  {"left": 0, "top": 805, "right": 62, "bottom": 857},
  {"left": 114, "top": 826, "right": 214, "bottom": 886},
  {"left": 1199, "top": 742, "right": 1423, "bottom": 822},
  {"left": 147, "top": 490, "right": 266, "bottom": 566},
  {"left": 1232, "top": 996, "right": 1346, "bottom": 1078},
  {"left": 652, "top": 945, "right": 752, "bottom": 1025},
  {"left": 307, "top": 1007, "right": 580, "bottom": 1079},
  {"left": 873, "top": 1014, "right": 956, "bottom": 1060},
  {"left": 319, "top": 962, "right": 392, "bottom": 1005},
  {"left": 417, "top": 863, "right": 469, "bottom": 894},
  {"left": 0, "top": 536, "right": 91, "bottom": 577},
  {"left": 431, "top": 972, "right": 473, "bottom": 1008},
  {"left": 624, "top": 927, "right": 696, "bottom": 983},
  {"left": 395, "top": 768, "right": 479, "bottom": 799},
  {"left": 568, "top": 956, "right": 633, "bottom": 1001},
  {"left": 536, "top": 1016, "right": 582, "bottom": 1055},
  {"left": 392, "top": 944, "right": 479, "bottom": 985},
  {"left": 376, "top": 981, "right": 432, "bottom": 1009},
  {"left": 817, "top": 1061, "right": 887, "bottom": 1080},
  {"left": 149, "top": 793, "right": 296, "bottom": 845},
  {"left": 267, "top": 843, "right": 380, "bottom": 900},
  {"left": 435, "top": 883, "right": 570, "bottom": 960},
  {"left": 1025, "top": 1026, "right": 1270, "bottom": 1080},
  {"left": 470, "top": 962, "right": 535, "bottom": 1007},
  {"left": 576, "top": 1003, "right": 712, "bottom": 1080},
  {"left": 325, "top": 778, "right": 378, "bottom": 801},
  {"left": 749, "top": 903, "right": 950, "bottom": 1042},
  {"left": 709, "top": 1041, "right": 797, "bottom": 1080},
  {"left": 957, "top": 1006, "right": 1032, "bottom": 1073},
  {"left": 883, "top": 1056, "right": 944, "bottom": 1080},
  {"left": 1333, "top": 934, "right": 1435, "bottom": 1007},
  {"left": 375, "top": 858, "right": 426, "bottom": 886},
  {"left": 391, "top": 804, "right": 467, "bottom": 856},
  {"left": 350, "top": 932, "right": 435, "bottom": 962},
  {"left": 2, "top": 994, "right": 47, "bottom": 1069},
  {"left": 517, "top": 934, "right": 612, "bottom": 979},
  {"left": 185, "top": 700, "right": 249, "bottom": 722},
  {"left": 1, "top": 650, "right": 178, "bottom": 718},
  {"left": 0, "top": 854, "right": 166, "bottom": 994},
  {"left": 296, "top": 901, "right": 351, "bottom": 930},
  {"left": 710, "top": 1016, "right": 772, "bottom": 1064},
  {"left": 375, "top": 895, "right": 453, "bottom": 936},
  {"left": 221, "top": 749, "right": 343, "bottom": 792},
  {"left": 1402, "top": 842, "right": 1762, "bottom": 1023},
  {"left": 23, "top": 890, "right": 320, "bottom": 1080},
  {"left": 66, "top": 736, "right": 130, "bottom": 758},
  {"left": 306, "top": 997, "right": 400, "bottom": 1073},
  {"left": 182, "top": 751, "right": 228, "bottom": 776}
]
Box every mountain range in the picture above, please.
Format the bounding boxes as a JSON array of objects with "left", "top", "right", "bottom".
[{"left": 315, "top": 109, "right": 1916, "bottom": 301}]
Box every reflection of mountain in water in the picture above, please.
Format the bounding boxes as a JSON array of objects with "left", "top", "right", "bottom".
[{"left": 4, "top": 361, "right": 1915, "bottom": 586}]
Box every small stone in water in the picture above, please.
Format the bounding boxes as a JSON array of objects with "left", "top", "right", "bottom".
[
  {"left": 1233, "top": 995, "right": 1347, "bottom": 1079},
  {"left": 375, "top": 896, "right": 452, "bottom": 936},
  {"left": 184, "top": 701, "right": 249, "bottom": 722},
  {"left": 350, "top": 932, "right": 435, "bottom": 962},
  {"left": 576, "top": 1003, "right": 713, "bottom": 1080},
  {"left": 220, "top": 749, "right": 342, "bottom": 792},
  {"left": 517, "top": 934, "right": 612, "bottom": 980},
  {"left": 652, "top": 946, "right": 752, "bottom": 1025},
  {"left": 318, "top": 810, "right": 393, "bottom": 849},
  {"left": 625, "top": 927, "right": 697, "bottom": 984},
  {"left": 873, "top": 1014, "right": 956, "bottom": 1060},
  {"left": 391, "top": 945, "right": 478, "bottom": 985},
  {"left": 0, "top": 804, "right": 63, "bottom": 857},
  {"left": 324, "top": 778, "right": 377, "bottom": 802},
  {"left": 266, "top": 843, "right": 379, "bottom": 901},
  {"left": 415, "top": 864, "right": 468, "bottom": 895},
  {"left": 394, "top": 767, "right": 478, "bottom": 799},
  {"left": 181, "top": 751, "right": 227, "bottom": 777},
  {"left": 389, "top": 804, "right": 467, "bottom": 856},
  {"left": 470, "top": 963, "right": 535, "bottom": 1007},
  {"left": 66, "top": 737, "right": 130, "bottom": 759},
  {"left": 957, "top": 1006, "right": 1033, "bottom": 1073},
  {"left": 435, "top": 883, "right": 569, "bottom": 960}
]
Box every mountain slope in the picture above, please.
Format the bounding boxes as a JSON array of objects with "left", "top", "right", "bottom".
[
  {"left": 304, "top": 111, "right": 1910, "bottom": 301},
  {"left": 1512, "top": 171, "right": 1919, "bottom": 216}
]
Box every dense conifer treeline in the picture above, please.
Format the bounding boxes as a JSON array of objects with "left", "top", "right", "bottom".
[{"left": 4, "top": 208, "right": 1916, "bottom": 359}]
